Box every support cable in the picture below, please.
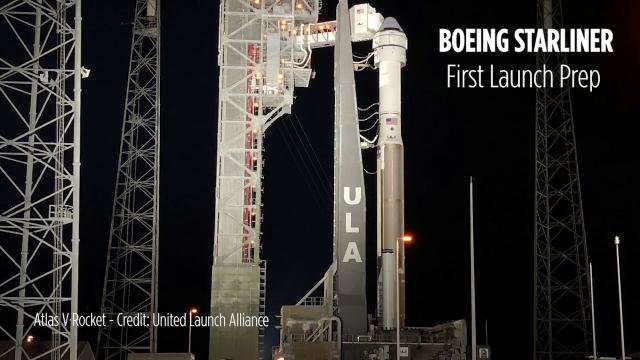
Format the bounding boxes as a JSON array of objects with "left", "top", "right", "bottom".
[
  {"left": 276, "top": 117, "right": 330, "bottom": 211},
  {"left": 358, "top": 102, "right": 379, "bottom": 112},
  {"left": 359, "top": 118, "right": 379, "bottom": 132},
  {"left": 276, "top": 124, "right": 325, "bottom": 209},
  {"left": 286, "top": 116, "right": 331, "bottom": 200},
  {"left": 291, "top": 112, "right": 332, "bottom": 191},
  {"left": 359, "top": 111, "right": 378, "bottom": 123}
]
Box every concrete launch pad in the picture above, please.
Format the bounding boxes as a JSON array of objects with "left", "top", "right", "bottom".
[{"left": 275, "top": 302, "right": 468, "bottom": 360}]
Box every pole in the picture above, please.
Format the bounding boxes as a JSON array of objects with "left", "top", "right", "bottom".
[
  {"left": 396, "top": 238, "right": 401, "bottom": 360},
  {"left": 70, "top": 1, "right": 83, "bottom": 359},
  {"left": 589, "top": 263, "right": 597, "bottom": 360},
  {"left": 188, "top": 311, "right": 193, "bottom": 354},
  {"left": 16, "top": 3, "right": 42, "bottom": 359},
  {"left": 470, "top": 177, "right": 477, "bottom": 360},
  {"left": 614, "top": 236, "right": 625, "bottom": 360},
  {"left": 485, "top": 319, "right": 489, "bottom": 345}
]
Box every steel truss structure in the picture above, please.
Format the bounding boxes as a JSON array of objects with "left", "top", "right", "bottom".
[
  {"left": 0, "top": 1, "right": 82, "bottom": 360},
  {"left": 210, "top": 0, "right": 319, "bottom": 359},
  {"left": 97, "top": 1, "right": 160, "bottom": 359},
  {"left": 533, "top": 0, "right": 592, "bottom": 358}
]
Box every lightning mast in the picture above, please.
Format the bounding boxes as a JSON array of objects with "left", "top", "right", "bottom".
[
  {"left": 97, "top": 1, "right": 160, "bottom": 359},
  {"left": 533, "top": 0, "right": 592, "bottom": 358},
  {"left": 210, "top": 0, "right": 319, "bottom": 359},
  {"left": 0, "top": 1, "right": 83, "bottom": 360}
]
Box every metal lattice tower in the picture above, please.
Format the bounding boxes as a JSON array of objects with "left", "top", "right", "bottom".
[
  {"left": 0, "top": 1, "right": 82, "bottom": 360},
  {"left": 97, "top": 1, "right": 160, "bottom": 359},
  {"left": 533, "top": 0, "right": 592, "bottom": 358},
  {"left": 210, "top": 0, "right": 319, "bottom": 359}
]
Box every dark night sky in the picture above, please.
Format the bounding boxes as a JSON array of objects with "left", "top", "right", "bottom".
[{"left": 70, "top": 0, "right": 640, "bottom": 359}]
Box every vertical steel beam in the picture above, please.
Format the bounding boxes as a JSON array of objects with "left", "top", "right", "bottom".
[{"left": 14, "top": 3, "right": 42, "bottom": 359}]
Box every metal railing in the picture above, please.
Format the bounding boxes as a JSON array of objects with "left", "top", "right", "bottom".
[
  {"left": 341, "top": 333, "right": 446, "bottom": 345},
  {"left": 300, "top": 296, "right": 324, "bottom": 306}
]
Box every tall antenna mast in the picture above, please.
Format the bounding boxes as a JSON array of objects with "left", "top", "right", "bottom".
[
  {"left": 533, "top": 0, "right": 592, "bottom": 358},
  {"left": 97, "top": 1, "right": 161, "bottom": 359},
  {"left": 0, "top": 1, "right": 83, "bottom": 360}
]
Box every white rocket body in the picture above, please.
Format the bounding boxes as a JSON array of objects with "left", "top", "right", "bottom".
[{"left": 374, "top": 18, "right": 408, "bottom": 330}]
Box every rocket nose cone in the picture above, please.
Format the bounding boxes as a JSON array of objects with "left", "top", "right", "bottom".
[{"left": 380, "top": 17, "right": 404, "bottom": 33}]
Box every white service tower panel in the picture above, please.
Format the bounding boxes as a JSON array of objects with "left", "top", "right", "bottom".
[{"left": 211, "top": 0, "right": 319, "bottom": 359}]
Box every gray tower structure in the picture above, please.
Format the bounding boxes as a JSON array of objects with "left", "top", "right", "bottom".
[
  {"left": 0, "top": 1, "right": 83, "bottom": 360},
  {"left": 97, "top": 1, "right": 160, "bottom": 359}
]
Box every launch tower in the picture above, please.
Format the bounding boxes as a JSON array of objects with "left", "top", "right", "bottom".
[
  {"left": 97, "top": 1, "right": 161, "bottom": 359},
  {"left": 0, "top": 1, "right": 83, "bottom": 360},
  {"left": 533, "top": 0, "right": 592, "bottom": 358}
]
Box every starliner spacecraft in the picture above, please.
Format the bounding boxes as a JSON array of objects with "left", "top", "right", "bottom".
[{"left": 211, "top": 1, "right": 467, "bottom": 359}]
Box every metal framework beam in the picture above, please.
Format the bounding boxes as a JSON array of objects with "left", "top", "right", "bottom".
[
  {"left": 533, "top": 0, "right": 592, "bottom": 358},
  {"left": 97, "top": 1, "right": 160, "bottom": 359},
  {"left": 0, "top": 1, "right": 82, "bottom": 360}
]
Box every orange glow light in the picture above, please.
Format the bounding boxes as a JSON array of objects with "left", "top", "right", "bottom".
[
  {"left": 190, "top": 308, "right": 198, "bottom": 314},
  {"left": 26, "top": 335, "right": 34, "bottom": 343},
  {"left": 402, "top": 235, "right": 413, "bottom": 243}
]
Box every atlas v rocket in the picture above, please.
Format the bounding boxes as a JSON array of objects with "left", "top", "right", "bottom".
[
  {"left": 333, "top": 0, "right": 409, "bottom": 335},
  {"left": 211, "top": 1, "right": 462, "bottom": 358}
]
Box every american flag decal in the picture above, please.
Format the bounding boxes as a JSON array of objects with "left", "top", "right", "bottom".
[{"left": 385, "top": 117, "right": 399, "bottom": 125}]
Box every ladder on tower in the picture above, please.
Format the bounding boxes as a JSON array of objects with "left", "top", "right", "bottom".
[{"left": 259, "top": 260, "right": 267, "bottom": 360}]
